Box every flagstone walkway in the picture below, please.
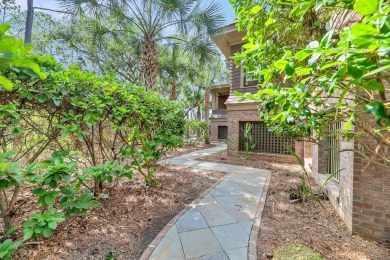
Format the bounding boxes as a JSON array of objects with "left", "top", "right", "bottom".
[{"left": 142, "top": 144, "right": 270, "bottom": 260}]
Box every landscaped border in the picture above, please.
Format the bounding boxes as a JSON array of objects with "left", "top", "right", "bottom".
[{"left": 248, "top": 172, "right": 271, "bottom": 259}]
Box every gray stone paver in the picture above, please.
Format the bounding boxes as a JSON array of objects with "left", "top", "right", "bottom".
[
  {"left": 148, "top": 144, "right": 269, "bottom": 260},
  {"left": 198, "top": 207, "right": 237, "bottom": 227},
  {"left": 213, "top": 195, "right": 244, "bottom": 208},
  {"left": 211, "top": 223, "right": 250, "bottom": 251},
  {"left": 226, "top": 247, "right": 248, "bottom": 260},
  {"left": 191, "top": 251, "right": 230, "bottom": 260},
  {"left": 179, "top": 228, "right": 223, "bottom": 258},
  {"left": 149, "top": 225, "right": 185, "bottom": 260},
  {"left": 176, "top": 208, "right": 208, "bottom": 233}
]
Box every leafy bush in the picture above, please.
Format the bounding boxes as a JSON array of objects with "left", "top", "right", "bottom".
[
  {"left": 0, "top": 23, "right": 185, "bottom": 257},
  {"left": 22, "top": 209, "right": 65, "bottom": 240},
  {"left": 0, "top": 228, "right": 22, "bottom": 260},
  {"left": 185, "top": 119, "right": 210, "bottom": 144},
  {"left": 234, "top": 0, "right": 390, "bottom": 132},
  {"left": 232, "top": 0, "right": 390, "bottom": 171}
]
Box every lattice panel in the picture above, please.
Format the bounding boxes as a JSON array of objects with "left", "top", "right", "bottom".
[{"left": 239, "top": 122, "right": 295, "bottom": 155}]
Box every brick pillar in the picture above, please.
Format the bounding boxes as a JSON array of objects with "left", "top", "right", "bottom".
[
  {"left": 294, "top": 141, "right": 304, "bottom": 163},
  {"left": 304, "top": 140, "right": 312, "bottom": 158},
  {"left": 312, "top": 136, "right": 329, "bottom": 175}
]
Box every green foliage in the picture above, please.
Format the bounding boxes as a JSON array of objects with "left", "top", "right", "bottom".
[
  {"left": 232, "top": 0, "right": 389, "bottom": 143},
  {"left": 22, "top": 209, "right": 65, "bottom": 240},
  {"left": 0, "top": 23, "right": 186, "bottom": 258},
  {"left": 0, "top": 227, "right": 22, "bottom": 260},
  {"left": 0, "top": 151, "right": 23, "bottom": 189},
  {"left": 185, "top": 120, "right": 210, "bottom": 143},
  {"left": 242, "top": 123, "right": 256, "bottom": 159},
  {"left": 105, "top": 249, "right": 125, "bottom": 260},
  {"left": 0, "top": 24, "right": 45, "bottom": 91}
]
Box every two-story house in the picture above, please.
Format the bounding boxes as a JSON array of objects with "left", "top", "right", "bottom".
[
  {"left": 211, "top": 23, "right": 303, "bottom": 163},
  {"left": 211, "top": 21, "right": 389, "bottom": 243}
]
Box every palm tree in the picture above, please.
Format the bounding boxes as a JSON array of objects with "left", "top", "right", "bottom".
[
  {"left": 58, "top": 0, "right": 225, "bottom": 90},
  {"left": 158, "top": 42, "right": 207, "bottom": 100}
]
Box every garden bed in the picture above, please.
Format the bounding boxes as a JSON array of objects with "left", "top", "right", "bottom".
[
  {"left": 13, "top": 144, "right": 224, "bottom": 259},
  {"left": 199, "top": 152, "right": 389, "bottom": 260}
]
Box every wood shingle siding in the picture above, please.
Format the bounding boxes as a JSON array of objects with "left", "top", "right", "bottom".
[{"left": 230, "top": 44, "right": 242, "bottom": 89}]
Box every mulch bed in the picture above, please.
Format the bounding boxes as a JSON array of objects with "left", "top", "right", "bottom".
[
  {"left": 13, "top": 143, "right": 225, "bottom": 259},
  {"left": 199, "top": 151, "right": 389, "bottom": 260}
]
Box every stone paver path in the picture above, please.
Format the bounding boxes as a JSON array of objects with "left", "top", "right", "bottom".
[{"left": 147, "top": 144, "right": 269, "bottom": 260}]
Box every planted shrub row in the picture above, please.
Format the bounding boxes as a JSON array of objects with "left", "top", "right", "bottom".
[{"left": 0, "top": 24, "right": 185, "bottom": 258}]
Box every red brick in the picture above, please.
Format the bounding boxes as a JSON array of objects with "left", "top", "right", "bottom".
[
  {"left": 361, "top": 209, "right": 384, "bottom": 218},
  {"left": 374, "top": 205, "right": 390, "bottom": 213},
  {"left": 352, "top": 213, "right": 373, "bottom": 222},
  {"left": 362, "top": 196, "right": 389, "bottom": 206},
  {"left": 374, "top": 218, "right": 390, "bottom": 226},
  {"left": 353, "top": 201, "right": 373, "bottom": 209}
]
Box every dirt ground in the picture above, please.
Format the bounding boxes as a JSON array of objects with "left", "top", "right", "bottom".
[
  {"left": 14, "top": 143, "right": 225, "bottom": 260},
  {"left": 200, "top": 151, "right": 390, "bottom": 260}
]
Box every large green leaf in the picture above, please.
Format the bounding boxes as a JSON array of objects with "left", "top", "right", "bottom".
[
  {"left": 0, "top": 76, "right": 13, "bottom": 91},
  {"left": 363, "top": 80, "right": 384, "bottom": 92},
  {"left": 351, "top": 23, "right": 377, "bottom": 37},
  {"left": 354, "top": 0, "right": 379, "bottom": 15}
]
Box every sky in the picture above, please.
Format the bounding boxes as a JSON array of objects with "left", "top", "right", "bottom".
[{"left": 14, "top": 0, "right": 236, "bottom": 25}]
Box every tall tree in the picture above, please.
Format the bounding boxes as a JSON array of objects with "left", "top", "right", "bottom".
[
  {"left": 58, "top": 0, "right": 225, "bottom": 90},
  {"left": 24, "top": 0, "right": 33, "bottom": 43}
]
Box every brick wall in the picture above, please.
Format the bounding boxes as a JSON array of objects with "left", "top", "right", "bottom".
[
  {"left": 227, "top": 110, "right": 253, "bottom": 155},
  {"left": 352, "top": 132, "right": 390, "bottom": 242},
  {"left": 304, "top": 140, "right": 312, "bottom": 158},
  {"left": 311, "top": 122, "right": 390, "bottom": 242},
  {"left": 311, "top": 135, "right": 329, "bottom": 175},
  {"left": 210, "top": 120, "right": 228, "bottom": 141}
]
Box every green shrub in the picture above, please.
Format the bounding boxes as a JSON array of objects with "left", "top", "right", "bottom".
[
  {"left": 185, "top": 120, "right": 210, "bottom": 143},
  {"left": 0, "top": 23, "right": 186, "bottom": 258}
]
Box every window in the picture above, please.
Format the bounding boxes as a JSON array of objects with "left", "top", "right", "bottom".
[
  {"left": 328, "top": 122, "right": 341, "bottom": 182},
  {"left": 243, "top": 69, "right": 258, "bottom": 87},
  {"left": 218, "top": 126, "right": 228, "bottom": 139}
]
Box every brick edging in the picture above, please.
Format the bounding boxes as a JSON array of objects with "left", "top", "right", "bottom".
[
  {"left": 139, "top": 173, "right": 226, "bottom": 260},
  {"left": 248, "top": 171, "right": 272, "bottom": 260}
]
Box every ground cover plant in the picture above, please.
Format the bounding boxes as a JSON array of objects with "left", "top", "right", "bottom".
[{"left": 0, "top": 24, "right": 185, "bottom": 258}]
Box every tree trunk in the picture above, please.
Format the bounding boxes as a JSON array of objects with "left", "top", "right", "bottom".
[
  {"left": 140, "top": 40, "right": 158, "bottom": 90},
  {"left": 170, "top": 81, "right": 177, "bottom": 100},
  {"left": 24, "top": 0, "right": 34, "bottom": 43},
  {"left": 204, "top": 86, "right": 210, "bottom": 144},
  {"left": 0, "top": 192, "right": 12, "bottom": 230}
]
